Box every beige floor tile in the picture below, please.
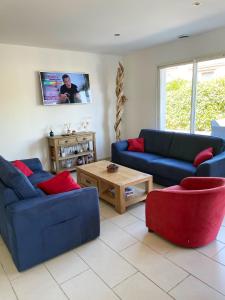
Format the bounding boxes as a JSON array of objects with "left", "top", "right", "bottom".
[
  {"left": 197, "top": 240, "right": 225, "bottom": 258},
  {"left": 75, "top": 239, "right": 136, "bottom": 288},
  {"left": 61, "top": 269, "right": 119, "bottom": 300},
  {"left": 169, "top": 275, "right": 225, "bottom": 300},
  {"left": 121, "top": 242, "right": 188, "bottom": 292},
  {"left": 109, "top": 213, "right": 138, "bottom": 228},
  {"left": 100, "top": 220, "right": 137, "bottom": 251},
  {"left": 166, "top": 248, "right": 225, "bottom": 295},
  {"left": 45, "top": 250, "right": 89, "bottom": 284},
  {"left": 217, "top": 226, "right": 225, "bottom": 243},
  {"left": 100, "top": 202, "right": 119, "bottom": 219},
  {"left": 11, "top": 265, "right": 57, "bottom": 298},
  {"left": 127, "top": 202, "right": 145, "bottom": 221},
  {"left": 114, "top": 272, "right": 172, "bottom": 300},
  {"left": 124, "top": 220, "right": 176, "bottom": 254},
  {"left": 213, "top": 247, "right": 225, "bottom": 265},
  {"left": 0, "top": 264, "right": 17, "bottom": 300},
  {"left": 16, "top": 285, "right": 67, "bottom": 300},
  {"left": 0, "top": 243, "right": 21, "bottom": 281}
]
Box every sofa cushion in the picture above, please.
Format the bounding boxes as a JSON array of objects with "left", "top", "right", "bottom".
[
  {"left": 193, "top": 147, "right": 213, "bottom": 167},
  {"left": 139, "top": 129, "right": 174, "bottom": 157},
  {"left": 37, "top": 171, "right": 81, "bottom": 194},
  {"left": 128, "top": 138, "right": 144, "bottom": 152},
  {"left": 12, "top": 160, "right": 33, "bottom": 177},
  {"left": 169, "top": 132, "right": 224, "bottom": 162},
  {"left": 149, "top": 158, "right": 196, "bottom": 182},
  {"left": 0, "top": 155, "right": 40, "bottom": 200},
  {"left": 29, "top": 170, "right": 54, "bottom": 187},
  {"left": 118, "top": 151, "right": 162, "bottom": 173}
]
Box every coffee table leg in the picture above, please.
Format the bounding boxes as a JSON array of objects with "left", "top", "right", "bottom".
[
  {"left": 145, "top": 178, "right": 153, "bottom": 194},
  {"left": 115, "top": 186, "right": 126, "bottom": 214}
]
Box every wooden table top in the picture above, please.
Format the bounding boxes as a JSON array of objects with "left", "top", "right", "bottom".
[{"left": 76, "top": 160, "right": 152, "bottom": 186}]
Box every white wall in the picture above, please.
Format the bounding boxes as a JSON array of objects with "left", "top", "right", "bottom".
[
  {"left": 123, "top": 27, "right": 225, "bottom": 138},
  {"left": 0, "top": 44, "right": 120, "bottom": 168}
]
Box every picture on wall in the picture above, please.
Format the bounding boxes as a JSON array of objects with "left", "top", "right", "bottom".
[{"left": 39, "top": 72, "right": 91, "bottom": 105}]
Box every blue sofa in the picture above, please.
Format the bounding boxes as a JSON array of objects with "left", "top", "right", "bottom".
[
  {"left": 0, "top": 156, "right": 100, "bottom": 271},
  {"left": 112, "top": 129, "right": 225, "bottom": 186}
]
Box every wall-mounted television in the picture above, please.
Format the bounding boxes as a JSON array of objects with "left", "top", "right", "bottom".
[{"left": 39, "top": 72, "right": 91, "bottom": 105}]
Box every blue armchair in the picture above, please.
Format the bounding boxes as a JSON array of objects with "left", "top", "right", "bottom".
[{"left": 0, "top": 156, "right": 100, "bottom": 271}]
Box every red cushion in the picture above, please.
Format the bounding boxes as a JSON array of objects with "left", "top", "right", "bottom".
[
  {"left": 12, "top": 160, "right": 33, "bottom": 177},
  {"left": 37, "top": 171, "right": 81, "bottom": 194},
  {"left": 193, "top": 147, "right": 213, "bottom": 167},
  {"left": 128, "top": 138, "right": 144, "bottom": 152}
]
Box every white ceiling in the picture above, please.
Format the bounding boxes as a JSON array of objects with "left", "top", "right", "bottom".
[{"left": 1, "top": 0, "right": 225, "bottom": 55}]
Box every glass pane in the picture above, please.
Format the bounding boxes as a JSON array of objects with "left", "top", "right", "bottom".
[
  {"left": 195, "top": 58, "right": 225, "bottom": 135},
  {"left": 160, "top": 63, "right": 193, "bottom": 132}
]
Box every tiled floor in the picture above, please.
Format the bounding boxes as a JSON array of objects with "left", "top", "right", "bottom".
[{"left": 1, "top": 191, "right": 225, "bottom": 299}]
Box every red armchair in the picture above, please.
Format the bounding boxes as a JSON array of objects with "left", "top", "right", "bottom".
[{"left": 145, "top": 177, "right": 225, "bottom": 248}]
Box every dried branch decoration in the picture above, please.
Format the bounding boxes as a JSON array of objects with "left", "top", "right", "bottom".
[{"left": 114, "top": 62, "right": 128, "bottom": 141}]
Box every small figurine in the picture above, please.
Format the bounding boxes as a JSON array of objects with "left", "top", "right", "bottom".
[{"left": 49, "top": 129, "right": 54, "bottom": 137}]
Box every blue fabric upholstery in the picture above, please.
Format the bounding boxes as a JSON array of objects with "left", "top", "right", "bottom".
[
  {"left": 139, "top": 129, "right": 174, "bottom": 156},
  {"left": 0, "top": 157, "right": 100, "bottom": 271},
  {"left": 196, "top": 151, "right": 225, "bottom": 177},
  {"left": 29, "top": 170, "right": 53, "bottom": 187},
  {"left": 149, "top": 158, "right": 196, "bottom": 182},
  {"left": 112, "top": 129, "right": 225, "bottom": 186},
  {"left": 169, "top": 132, "right": 225, "bottom": 162},
  {"left": 0, "top": 156, "right": 40, "bottom": 200},
  {"left": 117, "top": 151, "right": 162, "bottom": 173},
  {"left": 21, "top": 158, "right": 43, "bottom": 172}
]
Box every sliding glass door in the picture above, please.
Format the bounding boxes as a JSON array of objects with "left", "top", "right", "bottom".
[{"left": 160, "top": 57, "right": 225, "bottom": 135}]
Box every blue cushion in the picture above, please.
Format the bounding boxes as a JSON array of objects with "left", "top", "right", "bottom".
[
  {"left": 118, "top": 151, "right": 162, "bottom": 173},
  {"left": 0, "top": 156, "right": 40, "bottom": 200},
  {"left": 149, "top": 158, "right": 196, "bottom": 182},
  {"left": 139, "top": 129, "right": 174, "bottom": 157},
  {"left": 169, "top": 132, "right": 225, "bottom": 162},
  {"left": 29, "top": 171, "right": 54, "bottom": 187}
]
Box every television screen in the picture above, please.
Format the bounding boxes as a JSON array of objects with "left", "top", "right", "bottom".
[{"left": 39, "top": 72, "right": 91, "bottom": 105}]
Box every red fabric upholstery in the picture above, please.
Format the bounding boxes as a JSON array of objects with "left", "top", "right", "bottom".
[
  {"left": 128, "top": 138, "right": 144, "bottom": 152},
  {"left": 37, "top": 171, "right": 81, "bottom": 194},
  {"left": 193, "top": 147, "right": 213, "bottom": 167},
  {"left": 145, "top": 177, "right": 225, "bottom": 248},
  {"left": 12, "top": 160, "right": 33, "bottom": 177}
]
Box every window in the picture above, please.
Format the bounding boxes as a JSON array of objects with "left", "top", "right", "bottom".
[{"left": 160, "top": 57, "right": 225, "bottom": 135}]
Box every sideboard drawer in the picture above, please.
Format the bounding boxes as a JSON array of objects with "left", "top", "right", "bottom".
[
  {"left": 76, "top": 134, "right": 93, "bottom": 143},
  {"left": 58, "top": 138, "right": 77, "bottom": 146},
  {"left": 80, "top": 173, "right": 98, "bottom": 188}
]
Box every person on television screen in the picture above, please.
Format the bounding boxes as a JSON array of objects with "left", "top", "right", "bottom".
[{"left": 59, "top": 74, "right": 81, "bottom": 103}]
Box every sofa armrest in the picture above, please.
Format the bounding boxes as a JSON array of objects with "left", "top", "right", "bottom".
[
  {"left": 112, "top": 140, "right": 128, "bottom": 152},
  {"left": 111, "top": 140, "right": 128, "bottom": 164},
  {"left": 196, "top": 151, "right": 225, "bottom": 177},
  {"left": 7, "top": 187, "right": 98, "bottom": 218},
  {"left": 21, "top": 158, "right": 43, "bottom": 172},
  {"left": 6, "top": 187, "right": 100, "bottom": 270}
]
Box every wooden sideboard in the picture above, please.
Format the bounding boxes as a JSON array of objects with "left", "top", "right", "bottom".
[{"left": 48, "top": 132, "right": 96, "bottom": 173}]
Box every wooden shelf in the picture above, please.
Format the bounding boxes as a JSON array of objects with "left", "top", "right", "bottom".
[
  {"left": 48, "top": 132, "right": 96, "bottom": 173},
  {"left": 57, "top": 151, "right": 94, "bottom": 161}
]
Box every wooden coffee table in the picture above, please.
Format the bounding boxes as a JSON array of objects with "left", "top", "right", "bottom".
[{"left": 76, "top": 160, "right": 153, "bottom": 214}]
